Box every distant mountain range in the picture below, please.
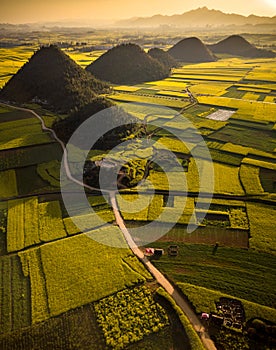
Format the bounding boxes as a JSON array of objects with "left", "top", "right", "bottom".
[{"left": 116, "top": 7, "right": 276, "bottom": 28}]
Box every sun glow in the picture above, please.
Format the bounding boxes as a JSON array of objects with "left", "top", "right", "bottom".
[{"left": 265, "top": 0, "right": 276, "bottom": 8}]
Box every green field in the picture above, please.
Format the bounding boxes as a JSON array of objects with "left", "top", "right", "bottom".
[
  {"left": 108, "top": 92, "right": 191, "bottom": 109},
  {"left": 7, "top": 198, "right": 68, "bottom": 252},
  {"left": 246, "top": 202, "right": 276, "bottom": 253},
  {"left": 0, "top": 115, "right": 53, "bottom": 151},
  {"left": 95, "top": 285, "right": 169, "bottom": 349},
  {"left": 18, "top": 226, "right": 150, "bottom": 322},
  {"left": 146, "top": 242, "right": 276, "bottom": 308},
  {"left": 0, "top": 46, "right": 36, "bottom": 88},
  {"left": 178, "top": 283, "right": 276, "bottom": 323},
  {"left": 0, "top": 169, "right": 18, "bottom": 198},
  {"left": 0, "top": 143, "right": 62, "bottom": 171},
  {"left": 0, "top": 254, "right": 31, "bottom": 334}
]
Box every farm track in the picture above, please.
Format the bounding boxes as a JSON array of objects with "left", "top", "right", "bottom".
[{"left": 0, "top": 101, "right": 217, "bottom": 350}]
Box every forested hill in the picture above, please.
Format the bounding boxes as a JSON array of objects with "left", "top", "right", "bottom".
[
  {"left": 208, "top": 35, "right": 276, "bottom": 58},
  {"left": 0, "top": 45, "right": 110, "bottom": 113},
  {"left": 168, "top": 37, "right": 217, "bottom": 62},
  {"left": 86, "top": 43, "right": 170, "bottom": 84}
]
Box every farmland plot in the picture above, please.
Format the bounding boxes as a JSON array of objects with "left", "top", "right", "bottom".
[
  {"left": 95, "top": 286, "right": 169, "bottom": 349},
  {"left": 246, "top": 203, "right": 276, "bottom": 253},
  {"left": 213, "top": 163, "right": 244, "bottom": 195},
  {"left": 7, "top": 199, "right": 25, "bottom": 252},
  {"left": 7, "top": 197, "right": 67, "bottom": 252},
  {"left": 178, "top": 283, "right": 276, "bottom": 323},
  {"left": 0, "top": 169, "right": 17, "bottom": 198},
  {"left": 108, "top": 93, "right": 190, "bottom": 109},
  {"left": 0, "top": 119, "right": 53, "bottom": 151},
  {"left": 239, "top": 164, "right": 265, "bottom": 195},
  {"left": 19, "top": 249, "right": 49, "bottom": 324},
  {"left": 0, "top": 143, "right": 62, "bottom": 171},
  {"left": 40, "top": 226, "right": 148, "bottom": 318},
  {"left": 148, "top": 242, "right": 276, "bottom": 308},
  {"left": 0, "top": 254, "right": 31, "bottom": 334},
  {"left": 38, "top": 201, "right": 67, "bottom": 242},
  {"left": 0, "top": 46, "right": 35, "bottom": 88}
]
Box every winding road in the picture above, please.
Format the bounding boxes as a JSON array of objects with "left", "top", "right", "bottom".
[{"left": 1, "top": 101, "right": 217, "bottom": 350}]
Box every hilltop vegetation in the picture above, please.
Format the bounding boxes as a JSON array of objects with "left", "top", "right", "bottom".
[
  {"left": 168, "top": 37, "right": 217, "bottom": 62},
  {"left": 208, "top": 35, "right": 276, "bottom": 58},
  {"left": 86, "top": 43, "right": 170, "bottom": 84},
  {"left": 148, "top": 48, "right": 178, "bottom": 70},
  {"left": 52, "top": 97, "right": 137, "bottom": 148},
  {"left": 0, "top": 45, "right": 109, "bottom": 113}
]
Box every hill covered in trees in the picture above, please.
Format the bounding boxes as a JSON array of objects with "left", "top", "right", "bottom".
[
  {"left": 0, "top": 45, "right": 109, "bottom": 113},
  {"left": 53, "top": 98, "right": 137, "bottom": 149},
  {"left": 86, "top": 43, "right": 169, "bottom": 84},
  {"left": 168, "top": 37, "right": 217, "bottom": 62},
  {"left": 208, "top": 35, "right": 276, "bottom": 58},
  {"left": 148, "top": 48, "right": 178, "bottom": 70}
]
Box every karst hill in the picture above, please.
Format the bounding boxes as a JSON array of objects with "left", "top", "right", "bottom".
[
  {"left": 148, "top": 48, "right": 178, "bottom": 69},
  {"left": 0, "top": 45, "right": 109, "bottom": 113},
  {"left": 168, "top": 37, "right": 217, "bottom": 62},
  {"left": 208, "top": 35, "right": 276, "bottom": 58},
  {"left": 86, "top": 43, "right": 170, "bottom": 84}
]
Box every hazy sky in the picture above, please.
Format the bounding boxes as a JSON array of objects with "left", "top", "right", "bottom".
[{"left": 1, "top": 0, "right": 276, "bottom": 23}]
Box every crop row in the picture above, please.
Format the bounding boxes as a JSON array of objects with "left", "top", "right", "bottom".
[{"left": 0, "top": 254, "right": 31, "bottom": 334}]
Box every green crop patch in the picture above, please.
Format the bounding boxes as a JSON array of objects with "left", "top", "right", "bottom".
[
  {"left": 189, "top": 83, "right": 231, "bottom": 96},
  {"left": 0, "top": 119, "right": 53, "bottom": 151},
  {"left": 7, "top": 198, "right": 67, "bottom": 253},
  {"left": 19, "top": 249, "right": 49, "bottom": 324},
  {"left": 0, "top": 170, "right": 17, "bottom": 199},
  {"left": 209, "top": 149, "right": 243, "bottom": 166},
  {"left": 0, "top": 143, "right": 62, "bottom": 171},
  {"left": 0, "top": 105, "right": 33, "bottom": 122},
  {"left": 7, "top": 199, "right": 25, "bottom": 252},
  {"left": 178, "top": 283, "right": 276, "bottom": 323},
  {"left": 209, "top": 125, "right": 276, "bottom": 153},
  {"left": 95, "top": 286, "right": 169, "bottom": 349},
  {"left": 213, "top": 163, "right": 244, "bottom": 195},
  {"left": 108, "top": 93, "right": 190, "bottom": 109},
  {"left": 198, "top": 95, "right": 276, "bottom": 123},
  {"left": 63, "top": 209, "right": 115, "bottom": 235},
  {"left": 0, "top": 302, "right": 106, "bottom": 350},
  {"left": 38, "top": 201, "right": 67, "bottom": 243},
  {"left": 0, "top": 255, "right": 31, "bottom": 334},
  {"left": 239, "top": 164, "right": 265, "bottom": 195},
  {"left": 38, "top": 226, "right": 147, "bottom": 318},
  {"left": 147, "top": 242, "right": 276, "bottom": 308},
  {"left": 246, "top": 202, "right": 276, "bottom": 253}
]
